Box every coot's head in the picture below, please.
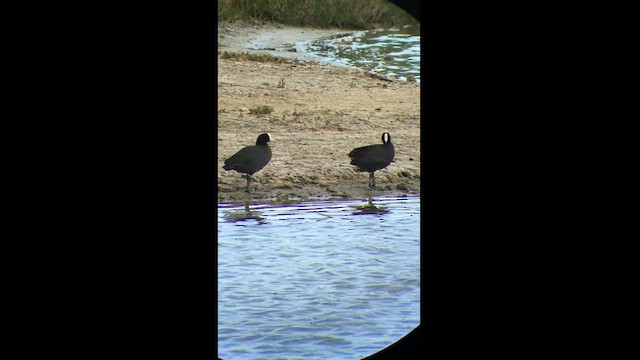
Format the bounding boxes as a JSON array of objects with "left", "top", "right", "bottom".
[
  {"left": 381, "top": 132, "right": 391, "bottom": 144},
  {"left": 256, "top": 133, "right": 272, "bottom": 145}
]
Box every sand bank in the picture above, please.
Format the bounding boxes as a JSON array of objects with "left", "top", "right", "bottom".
[{"left": 217, "top": 22, "right": 420, "bottom": 203}]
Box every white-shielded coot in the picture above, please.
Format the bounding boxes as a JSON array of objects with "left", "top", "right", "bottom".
[{"left": 348, "top": 132, "right": 394, "bottom": 190}]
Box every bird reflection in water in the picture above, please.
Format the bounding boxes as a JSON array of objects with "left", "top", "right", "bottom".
[
  {"left": 351, "top": 194, "right": 390, "bottom": 215},
  {"left": 223, "top": 203, "right": 267, "bottom": 224}
]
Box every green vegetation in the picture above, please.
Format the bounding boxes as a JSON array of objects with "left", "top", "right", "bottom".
[
  {"left": 249, "top": 105, "right": 274, "bottom": 115},
  {"left": 218, "top": 0, "right": 418, "bottom": 29}
]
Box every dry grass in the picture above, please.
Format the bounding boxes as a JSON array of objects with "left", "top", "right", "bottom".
[
  {"left": 218, "top": 51, "right": 320, "bottom": 65},
  {"left": 217, "top": 0, "right": 418, "bottom": 29}
]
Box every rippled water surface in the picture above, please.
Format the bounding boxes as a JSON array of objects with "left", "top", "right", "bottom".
[
  {"left": 218, "top": 196, "right": 420, "bottom": 359},
  {"left": 297, "top": 25, "right": 420, "bottom": 82}
]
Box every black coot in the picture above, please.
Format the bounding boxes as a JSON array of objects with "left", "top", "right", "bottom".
[
  {"left": 223, "top": 133, "right": 272, "bottom": 192},
  {"left": 348, "top": 132, "right": 395, "bottom": 190}
]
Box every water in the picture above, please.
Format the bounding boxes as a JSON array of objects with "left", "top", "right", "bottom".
[
  {"left": 218, "top": 196, "right": 420, "bottom": 359},
  {"left": 296, "top": 25, "right": 421, "bottom": 82}
]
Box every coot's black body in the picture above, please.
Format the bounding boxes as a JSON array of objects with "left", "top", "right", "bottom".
[
  {"left": 223, "top": 133, "right": 272, "bottom": 192},
  {"left": 348, "top": 132, "right": 394, "bottom": 190}
]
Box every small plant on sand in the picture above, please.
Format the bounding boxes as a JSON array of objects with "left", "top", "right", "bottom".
[
  {"left": 249, "top": 105, "right": 274, "bottom": 115},
  {"left": 268, "top": 114, "right": 283, "bottom": 124},
  {"left": 277, "top": 78, "right": 286, "bottom": 88},
  {"left": 268, "top": 113, "right": 286, "bottom": 124}
]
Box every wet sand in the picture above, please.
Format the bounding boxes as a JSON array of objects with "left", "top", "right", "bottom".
[{"left": 217, "top": 22, "right": 420, "bottom": 203}]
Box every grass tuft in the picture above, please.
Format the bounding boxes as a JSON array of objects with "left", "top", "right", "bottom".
[{"left": 249, "top": 105, "right": 274, "bottom": 115}]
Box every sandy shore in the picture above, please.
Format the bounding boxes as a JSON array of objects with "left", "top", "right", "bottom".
[{"left": 217, "top": 22, "right": 420, "bottom": 203}]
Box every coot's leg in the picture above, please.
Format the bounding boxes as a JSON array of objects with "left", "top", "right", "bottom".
[{"left": 245, "top": 174, "right": 252, "bottom": 193}]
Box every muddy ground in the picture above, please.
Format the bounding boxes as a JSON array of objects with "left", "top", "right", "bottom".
[{"left": 217, "top": 22, "right": 420, "bottom": 203}]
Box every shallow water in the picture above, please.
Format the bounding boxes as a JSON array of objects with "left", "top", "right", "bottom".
[
  {"left": 296, "top": 25, "right": 420, "bottom": 82},
  {"left": 218, "top": 196, "right": 420, "bottom": 359}
]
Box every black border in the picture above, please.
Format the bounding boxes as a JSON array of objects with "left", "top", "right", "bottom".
[{"left": 16, "top": 0, "right": 595, "bottom": 357}]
